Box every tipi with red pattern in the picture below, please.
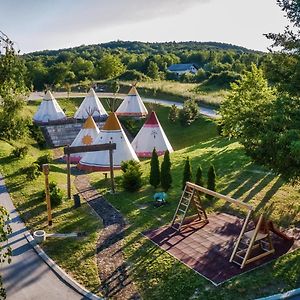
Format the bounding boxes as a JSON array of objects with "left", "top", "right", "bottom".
[{"left": 131, "top": 111, "right": 173, "bottom": 157}]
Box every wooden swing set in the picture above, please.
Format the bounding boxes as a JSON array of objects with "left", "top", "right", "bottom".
[{"left": 171, "top": 182, "right": 293, "bottom": 269}]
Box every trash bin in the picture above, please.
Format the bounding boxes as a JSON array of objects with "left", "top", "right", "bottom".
[
  {"left": 73, "top": 194, "right": 81, "bottom": 208},
  {"left": 33, "top": 230, "right": 46, "bottom": 244}
]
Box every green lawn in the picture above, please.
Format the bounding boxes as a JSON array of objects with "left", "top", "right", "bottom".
[
  {"left": 0, "top": 126, "right": 101, "bottom": 294},
  {"left": 89, "top": 105, "right": 299, "bottom": 300}
]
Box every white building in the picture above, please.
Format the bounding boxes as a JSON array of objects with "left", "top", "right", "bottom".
[{"left": 168, "top": 63, "right": 198, "bottom": 76}]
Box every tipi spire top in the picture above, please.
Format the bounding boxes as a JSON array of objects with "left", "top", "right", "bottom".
[
  {"left": 44, "top": 90, "right": 55, "bottom": 101},
  {"left": 102, "top": 113, "right": 122, "bottom": 130},
  {"left": 83, "top": 115, "right": 98, "bottom": 129}
]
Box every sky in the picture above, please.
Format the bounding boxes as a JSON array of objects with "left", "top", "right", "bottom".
[{"left": 0, "top": 0, "right": 290, "bottom": 53}]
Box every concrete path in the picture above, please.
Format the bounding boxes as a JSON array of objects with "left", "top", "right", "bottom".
[
  {"left": 0, "top": 175, "right": 84, "bottom": 300},
  {"left": 28, "top": 92, "right": 219, "bottom": 119}
]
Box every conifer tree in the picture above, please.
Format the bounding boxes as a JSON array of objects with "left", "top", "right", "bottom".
[
  {"left": 182, "top": 157, "right": 192, "bottom": 190},
  {"left": 149, "top": 148, "right": 160, "bottom": 188},
  {"left": 195, "top": 166, "right": 203, "bottom": 187},
  {"left": 161, "top": 150, "right": 172, "bottom": 191},
  {"left": 206, "top": 165, "right": 216, "bottom": 199}
]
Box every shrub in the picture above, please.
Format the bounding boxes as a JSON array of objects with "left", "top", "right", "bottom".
[
  {"left": 206, "top": 165, "right": 216, "bottom": 200},
  {"left": 23, "top": 164, "right": 41, "bottom": 180},
  {"left": 119, "top": 117, "right": 144, "bottom": 136},
  {"left": 168, "top": 104, "right": 179, "bottom": 123},
  {"left": 178, "top": 99, "right": 200, "bottom": 126},
  {"left": 118, "top": 70, "right": 150, "bottom": 81},
  {"left": 36, "top": 153, "right": 52, "bottom": 170},
  {"left": 201, "top": 71, "right": 241, "bottom": 90},
  {"left": 150, "top": 148, "right": 160, "bottom": 188},
  {"left": 28, "top": 124, "right": 47, "bottom": 149},
  {"left": 121, "top": 160, "right": 140, "bottom": 173},
  {"left": 41, "top": 181, "right": 63, "bottom": 207},
  {"left": 161, "top": 150, "right": 172, "bottom": 191},
  {"left": 11, "top": 146, "right": 28, "bottom": 159},
  {"left": 121, "top": 162, "right": 142, "bottom": 192},
  {"left": 182, "top": 157, "right": 192, "bottom": 190}
]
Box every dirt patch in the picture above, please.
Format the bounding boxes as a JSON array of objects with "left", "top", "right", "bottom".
[{"left": 75, "top": 174, "right": 140, "bottom": 299}]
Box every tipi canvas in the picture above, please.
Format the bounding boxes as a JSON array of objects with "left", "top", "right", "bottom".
[
  {"left": 69, "top": 116, "right": 100, "bottom": 163},
  {"left": 116, "top": 86, "right": 148, "bottom": 117},
  {"left": 78, "top": 113, "right": 139, "bottom": 171},
  {"left": 74, "top": 88, "right": 108, "bottom": 119},
  {"left": 33, "top": 91, "right": 66, "bottom": 122},
  {"left": 131, "top": 111, "right": 173, "bottom": 157}
]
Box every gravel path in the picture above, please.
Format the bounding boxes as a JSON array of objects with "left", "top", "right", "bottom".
[{"left": 74, "top": 174, "right": 140, "bottom": 299}]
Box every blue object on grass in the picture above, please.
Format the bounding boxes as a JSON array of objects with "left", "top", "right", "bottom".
[{"left": 153, "top": 192, "right": 167, "bottom": 202}]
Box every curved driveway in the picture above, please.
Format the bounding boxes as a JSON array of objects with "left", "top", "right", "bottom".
[{"left": 0, "top": 175, "right": 84, "bottom": 300}]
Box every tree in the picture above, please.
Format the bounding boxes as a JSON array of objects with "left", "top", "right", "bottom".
[
  {"left": 206, "top": 165, "right": 216, "bottom": 199},
  {"left": 149, "top": 148, "right": 160, "bottom": 188},
  {"left": 0, "top": 206, "right": 12, "bottom": 299},
  {"left": 195, "top": 166, "right": 204, "bottom": 187},
  {"left": 168, "top": 104, "right": 179, "bottom": 122},
  {"left": 147, "top": 61, "right": 159, "bottom": 79},
  {"left": 178, "top": 99, "right": 200, "bottom": 126},
  {"left": 182, "top": 157, "right": 192, "bottom": 190},
  {"left": 97, "top": 54, "right": 125, "bottom": 79},
  {"left": 121, "top": 160, "right": 143, "bottom": 192},
  {"left": 0, "top": 50, "right": 29, "bottom": 140},
  {"left": 161, "top": 150, "right": 172, "bottom": 191},
  {"left": 71, "top": 57, "right": 95, "bottom": 81}
]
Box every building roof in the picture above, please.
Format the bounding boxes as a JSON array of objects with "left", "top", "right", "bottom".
[{"left": 168, "top": 63, "right": 198, "bottom": 72}]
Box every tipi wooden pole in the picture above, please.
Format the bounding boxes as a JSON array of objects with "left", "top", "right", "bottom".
[
  {"left": 109, "top": 149, "right": 115, "bottom": 193},
  {"left": 42, "top": 164, "right": 52, "bottom": 226},
  {"left": 67, "top": 151, "right": 71, "bottom": 199}
]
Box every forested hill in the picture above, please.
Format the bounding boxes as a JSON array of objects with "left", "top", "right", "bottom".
[{"left": 25, "top": 40, "right": 257, "bottom": 57}]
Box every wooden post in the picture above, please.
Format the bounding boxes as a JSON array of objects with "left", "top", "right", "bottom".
[
  {"left": 109, "top": 149, "right": 115, "bottom": 193},
  {"left": 66, "top": 150, "right": 71, "bottom": 199},
  {"left": 42, "top": 164, "right": 52, "bottom": 226}
]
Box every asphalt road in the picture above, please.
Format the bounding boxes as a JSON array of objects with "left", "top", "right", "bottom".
[
  {"left": 28, "top": 91, "right": 219, "bottom": 119},
  {"left": 0, "top": 175, "right": 84, "bottom": 300}
]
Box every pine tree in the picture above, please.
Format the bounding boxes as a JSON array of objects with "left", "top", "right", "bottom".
[
  {"left": 168, "top": 104, "right": 179, "bottom": 123},
  {"left": 161, "top": 150, "right": 172, "bottom": 191},
  {"left": 182, "top": 157, "right": 192, "bottom": 190},
  {"left": 195, "top": 166, "right": 203, "bottom": 187},
  {"left": 206, "top": 165, "right": 216, "bottom": 199},
  {"left": 149, "top": 148, "right": 160, "bottom": 188}
]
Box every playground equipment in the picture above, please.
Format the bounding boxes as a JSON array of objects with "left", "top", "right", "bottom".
[{"left": 172, "top": 182, "right": 293, "bottom": 269}]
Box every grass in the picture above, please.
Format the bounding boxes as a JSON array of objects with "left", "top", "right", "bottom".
[
  {"left": 0, "top": 107, "right": 102, "bottom": 294},
  {"left": 88, "top": 105, "right": 300, "bottom": 299},
  {"left": 117, "top": 80, "right": 228, "bottom": 108}
]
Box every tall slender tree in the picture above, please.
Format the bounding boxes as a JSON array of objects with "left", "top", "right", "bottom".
[
  {"left": 206, "top": 165, "right": 216, "bottom": 200},
  {"left": 149, "top": 148, "right": 160, "bottom": 188},
  {"left": 161, "top": 150, "right": 172, "bottom": 191},
  {"left": 195, "top": 166, "right": 204, "bottom": 187},
  {"left": 182, "top": 157, "right": 192, "bottom": 190}
]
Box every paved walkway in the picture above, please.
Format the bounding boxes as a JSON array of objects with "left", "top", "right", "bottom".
[
  {"left": 75, "top": 174, "right": 140, "bottom": 300},
  {"left": 0, "top": 175, "right": 84, "bottom": 300},
  {"left": 28, "top": 92, "right": 219, "bottom": 119}
]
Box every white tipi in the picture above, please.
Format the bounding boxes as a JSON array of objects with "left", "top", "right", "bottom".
[
  {"left": 33, "top": 91, "right": 66, "bottom": 122},
  {"left": 78, "top": 113, "right": 139, "bottom": 171},
  {"left": 131, "top": 111, "right": 173, "bottom": 157},
  {"left": 69, "top": 116, "right": 100, "bottom": 163},
  {"left": 74, "top": 88, "right": 108, "bottom": 119},
  {"left": 115, "top": 86, "right": 148, "bottom": 117}
]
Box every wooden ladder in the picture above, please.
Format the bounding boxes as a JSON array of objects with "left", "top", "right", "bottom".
[
  {"left": 171, "top": 184, "right": 207, "bottom": 231},
  {"left": 230, "top": 214, "right": 275, "bottom": 268}
]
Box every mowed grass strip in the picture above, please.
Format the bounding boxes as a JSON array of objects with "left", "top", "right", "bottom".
[
  {"left": 0, "top": 127, "right": 101, "bottom": 293},
  {"left": 89, "top": 105, "right": 299, "bottom": 300}
]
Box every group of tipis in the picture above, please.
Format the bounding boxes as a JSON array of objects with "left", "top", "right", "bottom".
[{"left": 33, "top": 86, "right": 174, "bottom": 171}]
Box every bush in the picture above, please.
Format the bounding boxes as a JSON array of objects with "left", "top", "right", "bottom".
[
  {"left": 119, "top": 117, "right": 144, "bottom": 136},
  {"left": 121, "top": 160, "right": 140, "bottom": 173},
  {"left": 28, "top": 124, "right": 46, "bottom": 148},
  {"left": 121, "top": 161, "right": 142, "bottom": 192},
  {"left": 36, "top": 153, "right": 52, "bottom": 170},
  {"left": 206, "top": 165, "right": 216, "bottom": 200},
  {"left": 178, "top": 99, "right": 200, "bottom": 126},
  {"left": 150, "top": 148, "right": 160, "bottom": 188},
  {"left": 161, "top": 150, "right": 172, "bottom": 191},
  {"left": 23, "top": 164, "right": 41, "bottom": 180},
  {"left": 168, "top": 104, "right": 179, "bottom": 123},
  {"left": 41, "top": 181, "right": 63, "bottom": 207},
  {"left": 11, "top": 146, "right": 28, "bottom": 158},
  {"left": 182, "top": 157, "right": 192, "bottom": 190},
  {"left": 201, "top": 71, "right": 241, "bottom": 90}
]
